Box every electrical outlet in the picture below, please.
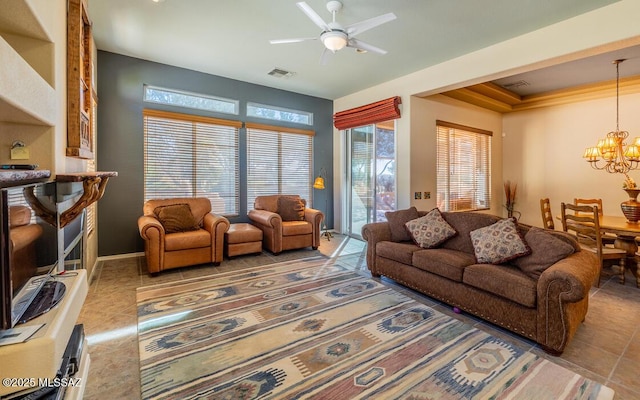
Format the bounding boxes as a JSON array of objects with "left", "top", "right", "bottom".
[{"left": 424, "top": 191, "right": 431, "bottom": 199}]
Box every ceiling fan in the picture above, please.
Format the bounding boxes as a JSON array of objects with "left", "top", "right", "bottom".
[{"left": 269, "top": 1, "right": 396, "bottom": 64}]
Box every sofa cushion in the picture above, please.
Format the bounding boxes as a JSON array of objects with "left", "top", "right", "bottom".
[
  {"left": 405, "top": 208, "right": 457, "bottom": 248},
  {"left": 278, "top": 196, "right": 305, "bottom": 221},
  {"left": 412, "top": 248, "right": 476, "bottom": 282},
  {"left": 154, "top": 204, "right": 200, "bottom": 233},
  {"left": 376, "top": 241, "right": 422, "bottom": 265},
  {"left": 440, "top": 212, "right": 502, "bottom": 254},
  {"left": 385, "top": 206, "right": 420, "bottom": 242},
  {"left": 470, "top": 218, "right": 531, "bottom": 264},
  {"left": 512, "top": 227, "right": 575, "bottom": 279},
  {"left": 463, "top": 264, "right": 537, "bottom": 308}
]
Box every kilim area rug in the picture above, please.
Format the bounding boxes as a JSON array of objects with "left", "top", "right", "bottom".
[{"left": 136, "top": 257, "right": 614, "bottom": 400}]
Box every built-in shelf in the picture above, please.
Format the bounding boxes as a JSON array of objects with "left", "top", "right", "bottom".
[
  {"left": 0, "top": 1, "right": 51, "bottom": 42},
  {"left": 0, "top": 35, "right": 55, "bottom": 126}
]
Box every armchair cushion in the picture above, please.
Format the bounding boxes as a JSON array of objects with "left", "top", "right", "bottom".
[
  {"left": 154, "top": 203, "right": 199, "bottom": 233},
  {"left": 278, "top": 196, "right": 305, "bottom": 221}
]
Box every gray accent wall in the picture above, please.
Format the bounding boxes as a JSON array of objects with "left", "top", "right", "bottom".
[{"left": 97, "top": 51, "right": 334, "bottom": 256}]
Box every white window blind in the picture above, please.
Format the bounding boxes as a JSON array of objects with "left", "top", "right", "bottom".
[
  {"left": 143, "top": 109, "right": 241, "bottom": 215},
  {"left": 436, "top": 120, "right": 491, "bottom": 212},
  {"left": 246, "top": 123, "right": 314, "bottom": 210}
]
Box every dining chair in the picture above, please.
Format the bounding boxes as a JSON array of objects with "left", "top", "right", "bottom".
[
  {"left": 539, "top": 198, "right": 554, "bottom": 230},
  {"left": 573, "top": 198, "right": 616, "bottom": 245},
  {"left": 574, "top": 198, "right": 604, "bottom": 215},
  {"left": 560, "top": 202, "right": 626, "bottom": 287}
]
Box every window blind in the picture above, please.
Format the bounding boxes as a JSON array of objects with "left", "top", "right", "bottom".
[
  {"left": 436, "top": 120, "right": 492, "bottom": 212},
  {"left": 143, "top": 109, "right": 241, "bottom": 215},
  {"left": 333, "top": 96, "right": 401, "bottom": 130},
  {"left": 246, "top": 123, "right": 314, "bottom": 210}
]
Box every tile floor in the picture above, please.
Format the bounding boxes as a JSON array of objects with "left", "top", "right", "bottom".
[{"left": 78, "top": 235, "right": 640, "bottom": 399}]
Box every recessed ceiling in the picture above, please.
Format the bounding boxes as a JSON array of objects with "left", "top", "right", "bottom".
[
  {"left": 440, "top": 44, "right": 640, "bottom": 113},
  {"left": 88, "top": 0, "right": 625, "bottom": 100}
]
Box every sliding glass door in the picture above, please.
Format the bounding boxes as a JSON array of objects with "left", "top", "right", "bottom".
[{"left": 346, "top": 121, "right": 396, "bottom": 239}]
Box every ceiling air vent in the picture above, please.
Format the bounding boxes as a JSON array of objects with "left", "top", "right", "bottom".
[
  {"left": 500, "top": 80, "right": 530, "bottom": 89},
  {"left": 268, "top": 68, "right": 295, "bottom": 78}
]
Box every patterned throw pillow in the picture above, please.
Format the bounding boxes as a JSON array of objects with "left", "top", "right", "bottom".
[
  {"left": 470, "top": 218, "right": 531, "bottom": 264},
  {"left": 154, "top": 204, "right": 200, "bottom": 234},
  {"left": 405, "top": 208, "right": 457, "bottom": 248}
]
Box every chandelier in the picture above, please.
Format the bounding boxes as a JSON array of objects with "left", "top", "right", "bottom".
[{"left": 583, "top": 59, "right": 640, "bottom": 174}]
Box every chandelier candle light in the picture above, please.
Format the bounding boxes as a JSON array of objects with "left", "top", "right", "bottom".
[
  {"left": 584, "top": 59, "right": 640, "bottom": 222},
  {"left": 583, "top": 59, "right": 640, "bottom": 174}
]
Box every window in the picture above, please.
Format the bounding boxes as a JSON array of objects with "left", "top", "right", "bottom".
[
  {"left": 143, "top": 85, "right": 238, "bottom": 115},
  {"left": 247, "top": 102, "right": 313, "bottom": 125},
  {"left": 143, "top": 109, "right": 241, "bottom": 215},
  {"left": 246, "top": 123, "right": 314, "bottom": 209},
  {"left": 436, "top": 120, "right": 491, "bottom": 212}
]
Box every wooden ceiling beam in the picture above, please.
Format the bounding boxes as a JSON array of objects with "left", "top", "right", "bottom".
[{"left": 440, "top": 88, "right": 514, "bottom": 113}]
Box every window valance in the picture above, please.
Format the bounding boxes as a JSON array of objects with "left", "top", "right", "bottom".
[{"left": 333, "top": 96, "right": 401, "bottom": 130}]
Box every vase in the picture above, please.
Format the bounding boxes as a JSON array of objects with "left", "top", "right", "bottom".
[{"left": 620, "top": 189, "right": 640, "bottom": 223}]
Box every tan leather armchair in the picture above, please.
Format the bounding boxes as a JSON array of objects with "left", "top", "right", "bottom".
[
  {"left": 248, "top": 195, "right": 323, "bottom": 254},
  {"left": 138, "top": 198, "right": 230, "bottom": 276}
]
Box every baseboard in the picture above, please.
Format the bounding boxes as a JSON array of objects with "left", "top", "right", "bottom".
[{"left": 97, "top": 252, "right": 145, "bottom": 261}]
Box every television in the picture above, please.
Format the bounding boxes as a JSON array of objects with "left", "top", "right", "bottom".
[{"left": 0, "top": 181, "right": 61, "bottom": 330}]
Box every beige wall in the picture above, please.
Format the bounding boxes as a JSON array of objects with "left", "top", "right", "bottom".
[
  {"left": 503, "top": 92, "right": 640, "bottom": 228},
  {"left": 334, "top": 0, "right": 640, "bottom": 233}
]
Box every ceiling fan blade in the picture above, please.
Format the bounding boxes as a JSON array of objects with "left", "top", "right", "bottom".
[
  {"left": 345, "top": 12, "right": 396, "bottom": 36},
  {"left": 269, "top": 37, "right": 317, "bottom": 44},
  {"left": 296, "top": 2, "right": 331, "bottom": 31},
  {"left": 347, "top": 39, "right": 387, "bottom": 55},
  {"left": 319, "top": 48, "right": 333, "bottom": 65}
]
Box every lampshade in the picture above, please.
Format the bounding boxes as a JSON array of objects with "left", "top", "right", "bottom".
[
  {"left": 321, "top": 31, "right": 347, "bottom": 52},
  {"left": 313, "top": 176, "right": 325, "bottom": 190}
]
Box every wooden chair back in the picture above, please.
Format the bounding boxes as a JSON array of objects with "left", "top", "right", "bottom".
[
  {"left": 574, "top": 198, "right": 604, "bottom": 216},
  {"left": 540, "top": 198, "right": 554, "bottom": 230},
  {"left": 561, "top": 202, "right": 625, "bottom": 287},
  {"left": 561, "top": 203, "right": 601, "bottom": 249}
]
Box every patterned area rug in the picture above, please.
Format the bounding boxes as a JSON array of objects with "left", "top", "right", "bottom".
[{"left": 136, "top": 257, "right": 614, "bottom": 400}]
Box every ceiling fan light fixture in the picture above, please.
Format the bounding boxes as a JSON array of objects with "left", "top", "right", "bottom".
[{"left": 321, "top": 31, "right": 347, "bottom": 52}]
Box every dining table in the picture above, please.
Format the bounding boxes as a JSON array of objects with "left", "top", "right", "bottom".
[{"left": 562, "top": 214, "right": 640, "bottom": 288}]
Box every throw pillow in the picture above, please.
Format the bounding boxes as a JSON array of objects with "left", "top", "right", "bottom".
[
  {"left": 154, "top": 204, "right": 200, "bottom": 234},
  {"left": 277, "top": 196, "right": 305, "bottom": 221},
  {"left": 405, "top": 208, "right": 457, "bottom": 248},
  {"left": 385, "top": 206, "right": 420, "bottom": 242},
  {"left": 512, "top": 227, "right": 575, "bottom": 279},
  {"left": 470, "top": 218, "right": 531, "bottom": 264}
]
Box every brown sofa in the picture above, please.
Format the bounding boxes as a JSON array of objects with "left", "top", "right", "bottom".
[
  {"left": 138, "top": 198, "right": 230, "bottom": 275},
  {"left": 361, "top": 210, "right": 599, "bottom": 354},
  {"left": 248, "top": 195, "right": 323, "bottom": 254}
]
